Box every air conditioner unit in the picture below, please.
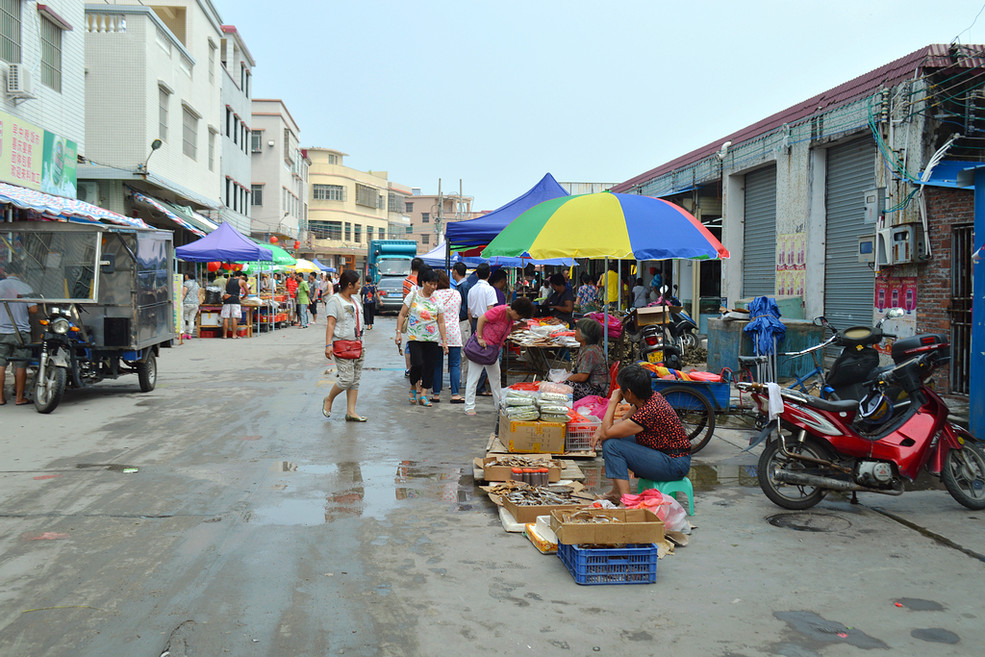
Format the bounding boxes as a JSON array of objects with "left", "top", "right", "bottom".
[
  {"left": 77, "top": 182, "right": 100, "bottom": 204},
  {"left": 7, "top": 64, "right": 34, "bottom": 99}
]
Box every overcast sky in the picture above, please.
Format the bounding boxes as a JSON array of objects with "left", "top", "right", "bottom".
[{"left": 212, "top": 0, "right": 985, "bottom": 210}]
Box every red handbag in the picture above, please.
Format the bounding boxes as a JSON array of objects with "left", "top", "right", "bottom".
[
  {"left": 332, "top": 299, "right": 362, "bottom": 359},
  {"left": 333, "top": 340, "right": 362, "bottom": 359}
]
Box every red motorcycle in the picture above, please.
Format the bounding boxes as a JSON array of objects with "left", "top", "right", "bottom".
[{"left": 738, "top": 334, "right": 985, "bottom": 510}]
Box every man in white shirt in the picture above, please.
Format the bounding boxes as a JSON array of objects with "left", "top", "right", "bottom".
[
  {"left": 0, "top": 262, "right": 38, "bottom": 405},
  {"left": 467, "top": 263, "right": 497, "bottom": 327},
  {"left": 466, "top": 263, "right": 498, "bottom": 396}
]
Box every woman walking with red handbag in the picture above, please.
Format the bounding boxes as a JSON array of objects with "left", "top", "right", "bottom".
[{"left": 323, "top": 270, "right": 366, "bottom": 421}]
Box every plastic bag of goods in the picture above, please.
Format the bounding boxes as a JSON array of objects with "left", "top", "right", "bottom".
[{"left": 539, "top": 382, "right": 574, "bottom": 396}]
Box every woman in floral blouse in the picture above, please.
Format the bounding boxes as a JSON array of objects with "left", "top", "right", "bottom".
[
  {"left": 395, "top": 268, "right": 447, "bottom": 407},
  {"left": 575, "top": 273, "right": 600, "bottom": 314}
]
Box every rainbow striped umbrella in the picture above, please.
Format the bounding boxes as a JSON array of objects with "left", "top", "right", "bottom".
[{"left": 481, "top": 191, "right": 729, "bottom": 261}]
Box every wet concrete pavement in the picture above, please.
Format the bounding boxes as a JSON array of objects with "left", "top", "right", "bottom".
[{"left": 0, "top": 315, "right": 983, "bottom": 656}]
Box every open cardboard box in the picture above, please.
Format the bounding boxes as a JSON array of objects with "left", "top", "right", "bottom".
[
  {"left": 498, "top": 413, "right": 566, "bottom": 454},
  {"left": 550, "top": 507, "right": 665, "bottom": 545},
  {"left": 476, "top": 456, "right": 562, "bottom": 483},
  {"left": 504, "top": 497, "right": 591, "bottom": 524},
  {"left": 632, "top": 305, "right": 678, "bottom": 327}
]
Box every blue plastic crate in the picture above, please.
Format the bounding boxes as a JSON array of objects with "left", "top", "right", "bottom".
[
  {"left": 557, "top": 543, "right": 658, "bottom": 585},
  {"left": 652, "top": 379, "right": 730, "bottom": 411}
]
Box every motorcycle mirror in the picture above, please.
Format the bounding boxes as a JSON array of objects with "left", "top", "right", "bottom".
[
  {"left": 885, "top": 307, "right": 905, "bottom": 319},
  {"left": 660, "top": 285, "right": 669, "bottom": 295},
  {"left": 813, "top": 316, "right": 826, "bottom": 327}
]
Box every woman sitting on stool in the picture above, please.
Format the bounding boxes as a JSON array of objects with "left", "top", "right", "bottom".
[{"left": 590, "top": 364, "right": 691, "bottom": 503}]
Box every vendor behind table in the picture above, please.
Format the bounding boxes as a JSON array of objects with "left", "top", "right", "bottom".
[{"left": 541, "top": 273, "right": 574, "bottom": 327}]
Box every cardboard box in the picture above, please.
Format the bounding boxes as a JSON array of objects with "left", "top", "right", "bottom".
[
  {"left": 550, "top": 508, "right": 665, "bottom": 545},
  {"left": 479, "top": 457, "right": 562, "bottom": 483},
  {"left": 633, "top": 305, "right": 678, "bottom": 327},
  {"left": 503, "top": 496, "right": 589, "bottom": 524},
  {"left": 498, "top": 413, "right": 566, "bottom": 454}
]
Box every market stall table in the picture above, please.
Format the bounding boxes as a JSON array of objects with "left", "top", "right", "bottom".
[{"left": 196, "top": 304, "right": 256, "bottom": 338}]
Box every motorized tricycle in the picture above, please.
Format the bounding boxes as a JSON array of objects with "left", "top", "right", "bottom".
[{"left": 0, "top": 221, "right": 175, "bottom": 413}]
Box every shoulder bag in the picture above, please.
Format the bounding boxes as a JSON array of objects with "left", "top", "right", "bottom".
[
  {"left": 400, "top": 289, "right": 416, "bottom": 333},
  {"left": 464, "top": 332, "right": 499, "bottom": 365},
  {"left": 332, "top": 298, "right": 363, "bottom": 359}
]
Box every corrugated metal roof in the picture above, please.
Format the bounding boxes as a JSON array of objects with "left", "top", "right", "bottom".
[{"left": 613, "top": 44, "right": 985, "bottom": 193}]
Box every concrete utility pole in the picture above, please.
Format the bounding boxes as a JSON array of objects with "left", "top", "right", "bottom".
[{"left": 435, "top": 178, "right": 443, "bottom": 247}]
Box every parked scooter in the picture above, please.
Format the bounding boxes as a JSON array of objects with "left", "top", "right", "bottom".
[
  {"left": 656, "top": 285, "right": 699, "bottom": 351},
  {"left": 738, "top": 333, "right": 985, "bottom": 510}
]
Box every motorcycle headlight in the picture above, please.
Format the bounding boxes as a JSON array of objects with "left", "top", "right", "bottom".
[{"left": 51, "top": 317, "right": 71, "bottom": 334}]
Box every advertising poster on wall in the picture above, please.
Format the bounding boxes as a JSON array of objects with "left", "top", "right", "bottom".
[
  {"left": 41, "top": 131, "right": 78, "bottom": 197},
  {"left": 0, "top": 109, "right": 78, "bottom": 197}
]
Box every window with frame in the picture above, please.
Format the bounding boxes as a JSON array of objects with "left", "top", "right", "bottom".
[
  {"left": 422, "top": 234, "right": 430, "bottom": 245},
  {"left": 405, "top": 202, "right": 413, "bottom": 213},
  {"left": 405, "top": 226, "right": 413, "bottom": 234},
  {"left": 251, "top": 184, "right": 263, "bottom": 206},
  {"left": 40, "top": 17, "right": 61, "bottom": 91},
  {"left": 0, "top": 0, "right": 20, "bottom": 64},
  {"left": 344, "top": 222, "right": 351, "bottom": 241},
  {"left": 208, "top": 41, "right": 216, "bottom": 84},
  {"left": 208, "top": 129, "right": 216, "bottom": 171},
  {"left": 354, "top": 224, "right": 361, "bottom": 243},
  {"left": 182, "top": 107, "right": 198, "bottom": 160},
  {"left": 283, "top": 128, "right": 293, "bottom": 163},
  {"left": 421, "top": 213, "right": 429, "bottom": 223},
  {"left": 313, "top": 184, "right": 344, "bottom": 201},
  {"left": 355, "top": 183, "right": 377, "bottom": 208},
  {"left": 377, "top": 194, "right": 384, "bottom": 210},
  {"left": 158, "top": 87, "right": 170, "bottom": 141},
  {"left": 251, "top": 130, "right": 262, "bottom": 153},
  {"left": 328, "top": 153, "right": 338, "bottom": 165}
]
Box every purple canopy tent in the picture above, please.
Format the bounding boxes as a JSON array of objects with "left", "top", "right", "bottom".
[{"left": 175, "top": 222, "right": 273, "bottom": 262}]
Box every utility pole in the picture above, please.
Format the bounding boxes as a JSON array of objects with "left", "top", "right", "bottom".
[{"left": 436, "top": 178, "right": 443, "bottom": 248}]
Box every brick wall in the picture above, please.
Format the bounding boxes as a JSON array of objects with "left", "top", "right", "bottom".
[{"left": 918, "top": 187, "right": 974, "bottom": 395}]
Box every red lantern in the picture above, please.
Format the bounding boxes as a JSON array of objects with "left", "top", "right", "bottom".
[
  {"left": 270, "top": 236, "right": 279, "bottom": 244},
  {"left": 207, "top": 261, "right": 221, "bottom": 272},
  {"left": 294, "top": 240, "right": 300, "bottom": 250}
]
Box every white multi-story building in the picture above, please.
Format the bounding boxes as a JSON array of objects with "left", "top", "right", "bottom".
[
  {"left": 0, "top": 0, "right": 85, "bottom": 198},
  {"left": 218, "top": 24, "right": 254, "bottom": 234},
  {"left": 80, "top": 1, "right": 225, "bottom": 242},
  {"left": 250, "top": 98, "right": 307, "bottom": 243}
]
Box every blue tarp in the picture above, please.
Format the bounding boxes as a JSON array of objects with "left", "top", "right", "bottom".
[
  {"left": 445, "top": 173, "right": 569, "bottom": 250},
  {"left": 744, "top": 296, "right": 786, "bottom": 355},
  {"left": 176, "top": 222, "right": 273, "bottom": 262}
]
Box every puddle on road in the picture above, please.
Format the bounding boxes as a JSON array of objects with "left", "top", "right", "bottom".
[
  {"left": 76, "top": 463, "right": 140, "bottom": 474},
  {"left": 575, "top": 461, "right": 759, "bottom": 495},
  {"left": 250, "top": 460, "right": 475, "bottom": 525}
]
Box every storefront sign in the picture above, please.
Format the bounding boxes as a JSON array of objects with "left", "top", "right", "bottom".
[{"left": 0, "top": 109, "right": 77, "bottom": 197}]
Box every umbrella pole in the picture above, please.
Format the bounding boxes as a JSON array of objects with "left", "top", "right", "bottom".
[{"left": 604, "top": 257, "right": 609, "bottom": 364}]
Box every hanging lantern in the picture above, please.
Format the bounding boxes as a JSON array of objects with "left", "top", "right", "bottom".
[
  {"left": 270, "top": 236, "right": 279, "bottom": 244},
  {"left": 207, "top": 261, "right": 221, "bottom": 273},
  {"left": 294, "top": 240, "right": 300, "bottom": 250}
]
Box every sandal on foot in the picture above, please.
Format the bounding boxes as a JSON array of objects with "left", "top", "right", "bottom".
[
  {"left": 431, "top": 397, "right": 440, "bottom": 403},
  {"left": 409, "top": 390, "right": 418, "bottom": 405},
  {"left": 465, "top": 409, "right": 476, "bottom": 416},
  {"left": 450, "top": 396, "right": 465, "bottom": 404},
  {"left": 345, "top": 414, "right": 367, "bottom": 422},
  {"left": 418, "top": 396, "right": 432, "bottom": 407},
  {"left": 322, "top": 402, "right": 332, "bottom": 419}
]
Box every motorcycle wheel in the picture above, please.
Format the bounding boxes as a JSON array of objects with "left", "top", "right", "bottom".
[
  {"left": 34, "top": 362, "right": 67, "bottom": 414},
  {"left": 757, "top": 429, "right": 832, "bottom": 510},
  {"left": 659, "top": 384, "right": 716, "bottom": 454},
  {"left": 681, "top": 332, "right": 698, "bottom": 351},
  {"left": 137, "top": 353, "right": 157, "bottom": 392},
  {"left": 942, "top": 442, "right": 985, "bottom": 510}
]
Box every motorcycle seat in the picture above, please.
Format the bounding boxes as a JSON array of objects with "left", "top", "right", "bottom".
[
  {"left": 738, "top": 355, "right": 768, "bottom": 367},
  {"left": 781, "top": 388, "right": 858, "bottom": 412}
]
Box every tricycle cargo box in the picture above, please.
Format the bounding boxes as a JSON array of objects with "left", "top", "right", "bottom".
[{"left": 550, "top": 508, "right": 664, "bottom": 545}]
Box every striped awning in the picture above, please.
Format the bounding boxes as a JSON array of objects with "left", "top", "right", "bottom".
[
  {"left": 0, "top": 181, "right": 150, "bottom": 228},
  {"left": 131, "top": 190, "right": 206, "bottom": 236}
]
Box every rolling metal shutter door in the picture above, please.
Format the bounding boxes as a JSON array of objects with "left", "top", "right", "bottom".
[
  {"left": 824, "top": 138, "right": 876, "bottom": 328},
  {"left": 742, "top": 166, "right": 777, "bottom": 298}
]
